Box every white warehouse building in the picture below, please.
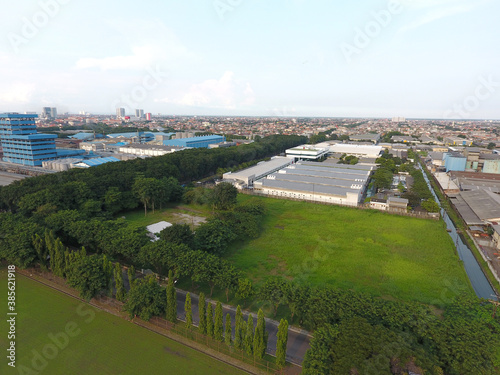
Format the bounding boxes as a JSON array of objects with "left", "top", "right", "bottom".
[
  {"left": 222, "top": 156, "right": 293, "bottom": 189},
  {"left": 253, "top": 162, "right": 373, "bottom": 206}
]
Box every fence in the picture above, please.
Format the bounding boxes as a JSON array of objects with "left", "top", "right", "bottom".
[
  {"left": 16, "top": 267, "right": 285, "bottom": 375},
  {"left": 241, "top": 189, "right": 439, "bottom": 220}
]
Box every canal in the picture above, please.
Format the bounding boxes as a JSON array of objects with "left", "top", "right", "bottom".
[{"left": 419, "top": 164, "right": 498, "bottom": 301}]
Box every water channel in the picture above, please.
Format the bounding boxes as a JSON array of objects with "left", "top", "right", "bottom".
[{"left": 419, "top": 165, "right": 498, "bottom": 301}]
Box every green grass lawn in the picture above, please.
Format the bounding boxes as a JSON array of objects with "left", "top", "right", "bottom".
[
  {"left": 0, "top": 269, "right": 244, "bottom": 375},
  {"left": 121, "top": 203, "right": 211, "bottom": 230},
  {"left": 226, "top": 195, "right": 474, "bottom": 305}
]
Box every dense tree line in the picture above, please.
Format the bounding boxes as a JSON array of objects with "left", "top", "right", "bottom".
[{"left": 258, "top": 277, "right": 500, "bottom": 375}]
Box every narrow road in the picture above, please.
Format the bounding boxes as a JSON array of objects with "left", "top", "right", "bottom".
[{"left": 175, "top": 289, "right": 311, "bottom": 365}]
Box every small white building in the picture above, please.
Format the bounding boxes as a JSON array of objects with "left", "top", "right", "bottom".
[{"left": 146, "top": 221, "right": 173, "bottom": 241}]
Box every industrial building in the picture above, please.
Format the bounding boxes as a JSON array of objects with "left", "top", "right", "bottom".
[
  {"left": 222, "top": 157, "right": 293, "bottom": 189},
  {"left": 285, "top": 145, "right": 329, "bottom": 161},
  {"left": 349, "top": 133, "right": 381, "bottom": 144},
  {"left": 443, "top": 152, "right": 467, "bottom": 172},
  {"left": 163, "top": 135, "right": 225, "bottom": 149},
  {"left": 328, "top": 144, "right": 382, "bottom": 158},
  {"left": 253, "top": 162, "right": 373, "bottom": 206},
  {"left": 117, "top": 144, "right": 185, "bottom": 157},
  {"left": 0, "top": 113, "right": 58, "bottom": 166}
]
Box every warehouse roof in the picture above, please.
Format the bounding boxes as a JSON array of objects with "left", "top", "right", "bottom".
[
  {"left": 255, "top": 178, "right": 360, "bottom": 197},
  {"left": 224, "top": 157, "right": 293, "bottom": 181},
  {"left": 459, "top": 190, "right": 500, "bottom": 222}
]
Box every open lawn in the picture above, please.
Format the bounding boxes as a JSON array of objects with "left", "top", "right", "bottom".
[
  {"left": 0, "top": 269, "right": 244, "bottom": 375},
  {"left": 121, "top": 204, "right": 210, "bottom": 230},
  {"left": 227, "top": 195, "right": 474, "bottom": 305}
]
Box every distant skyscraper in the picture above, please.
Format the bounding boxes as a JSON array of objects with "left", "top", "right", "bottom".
[
  {"left": 145, "top": 113, "right": 152, "bottom": 121},
  {"left": 116, "top": 108, "right": 125, "bottom": 118},
  {"left": 42, "top": 107, "right": 51, "bottom": 119},
  {"left": 41, "top": 107, "right": 57, "bottom": 119},
  {"left": 0, "top": 113, "right": 57, "bottom": 166},
  {"left": 135, "top": 109, "right": 144, "bottom": 118}
]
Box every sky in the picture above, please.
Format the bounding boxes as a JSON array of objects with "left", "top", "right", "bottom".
[{"left": 1, "top": 0, "right": 499, "bottom": 119}]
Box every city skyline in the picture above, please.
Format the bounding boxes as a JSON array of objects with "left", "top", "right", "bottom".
[{"left": 1, "top": 0, "right": 499, "bottom": 119}]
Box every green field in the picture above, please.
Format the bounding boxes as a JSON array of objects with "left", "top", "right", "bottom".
[
  {"left": 227, "top": 196, "right": 474, "bottom": 305},
  {"left": 0, "top": 269, "right": 244, "bottom": 375}
]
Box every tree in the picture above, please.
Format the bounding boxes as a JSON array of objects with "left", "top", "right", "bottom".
[
  {"left": 234, "top": 305, "right": 244, "bottom": 350},
  {"left": 32, "top": 233, "right": 48, "bottom": 270},
  {"left": 185, "top": 293, "right": 193, "bottom": 329},
  {"left": 127, "top": 265, "right": 135, "bottom": 288},
  {"left": 253, "top": 309, "right": 267, "bottom": 359},
  {"left": 166, "top": 270, "right": 177, "bottom": 323},
  {"left": 245, "top": 314, "right": 254, "bottom": 355},
  {"left": 212, "top": 182, "right": 238, "bottom": 211},
  {"left": 206, "top": 303, "right": 214, "bottom": 338},
  {"left": 66, "top": 254, "right": 109, "bottom": 301},
  {"left": 235, "top": 278, "right": 254, "bottom": 305},
  {"left": 194, "top": 219, "right": 235, "bottom": 256},
  {"left": 214, "top": 301, "right": 224, "bottom": 341},
  {"left": 259, "top": 277, "right": 287, "bottom": 316},
  {"left": 114, "top": 262, "right": 126, "bottom": 302},
  {"left": 487, "top": 142, "right": 496, "bottom": 150},
  {"left": 123, "top": 275, "right": 166, "bottom": 321},
  {"left": 159, "top": 223, "right": 194, "bottom": 248},
  {"left": 225, "top": 313, "right": 232, "bottom": 346},
  {"left": 276, "top": 319, "right": 289, "bottom": 369},
  {"left": 421, "top": 198, "right": 440, "bottom": 213},
  {"left": 198, "top": 292, "right": 207, "bottom": 334}
]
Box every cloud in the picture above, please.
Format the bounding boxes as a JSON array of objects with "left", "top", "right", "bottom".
[
  {"left": 0, "top": 83, "right": 35, "bottom": 104},
  {"left": 160, "top": 71, "right": 256, "bottom": 109},
  {"left": 74, "top": 19, "right": 191, "bottom": 71},
  {"left": 397, "top": 0, "right": 491, "bottom": 34}
]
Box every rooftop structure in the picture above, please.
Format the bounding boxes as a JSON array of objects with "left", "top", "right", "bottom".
[
  {"left": 285, "top": 145, "right": 329, "bottom": 161},
  {"left": 222, "top": 156, "right": 293, "bottom": 189}
]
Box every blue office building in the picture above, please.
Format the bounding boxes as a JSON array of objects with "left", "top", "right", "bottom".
[
  {"left": 162, "top": 135, "right": 225, "bottom": 149},
  {"left": 0, "top": 113, "right": 58, "bottom": 166}
]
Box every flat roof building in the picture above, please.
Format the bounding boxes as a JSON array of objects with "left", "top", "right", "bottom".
[
  {"left": 328, "top": 144, "right": 382, "bottom": 158},
  {"left": 163, "top": 135, "right": 225, "bottom": 149},
  {"left": 286, "top": 145, "right": 329, "bottom": 161},
  {"left": 0, "top": 113, "right": 57, "bottom": 166},
  {"left": 223, "top": 156, "right": 293, "bottom": 189}
]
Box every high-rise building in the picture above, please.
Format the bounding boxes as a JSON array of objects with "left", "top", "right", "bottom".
[
  {"left": 0, "top": 113, "right": 57, "bottom": 166},
  {"left": 145, "top": 113, "right": 152, "bottom": 121},
  {"left": 41, "top": 107, "right": 57, "bottom": 119},
  {"left": 135, "top": 109, "right": 144, "bottom": 118},
  {"left": 116, "top": 108, "right": 125, "bottom": 118}
]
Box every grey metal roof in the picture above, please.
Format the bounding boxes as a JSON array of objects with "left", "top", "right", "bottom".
[
  {"left": 268, "top": 173, "right": 362, "bottom": 189},
  {"left": 459, "top": 190, "right": 500, "bottom": 221},
  {"left": 279, "top": 167, "right": 369, "bottom": 181},
  {"left": 449, "top": 195, "right": 484, "bottom": 225},
  {"left": 255, "top": 178, "right": 359, "bottom": 197},
  {"left": 297, "top": 161, "right": 373, "bottom": 172},
  {"left": 224, "top": 157, "right": 292, "bottom": 180}
]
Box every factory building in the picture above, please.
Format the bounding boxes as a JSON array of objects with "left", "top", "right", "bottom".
[
  {"left": 222, "top": 157, "right": 293, "bottom": 189},
  {"left": 328, "top": 144, "right": 382, "bottom": 158},
  {"left": 253, "top": 162, "right": 372, "bottom": 206},
  {"left": 163, "top": 135, "right": 225, "bottom": 149},
  {"left": 0, "top": 113, "right": 58, "bottom": 166}
]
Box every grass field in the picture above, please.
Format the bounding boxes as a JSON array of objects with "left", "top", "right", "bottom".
[
  {"left": 226, "top": 195, "right": 474, "bottom": 305},
  {"left": 0, "top": 269, "right": 244, "bottom": 375},
  {"left": 121, "top": 204, "right": 210, "bottom": 230}
]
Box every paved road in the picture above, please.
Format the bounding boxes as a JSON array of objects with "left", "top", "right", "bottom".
[{"left": 175, "top": 289, "right": 311, "bottom": 365}]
